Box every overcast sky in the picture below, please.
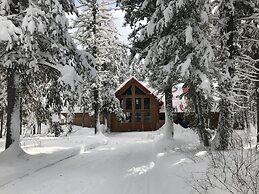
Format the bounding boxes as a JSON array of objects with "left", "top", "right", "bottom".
[{"left": 111, "top": 9, "right": 131, "bottom": 44}]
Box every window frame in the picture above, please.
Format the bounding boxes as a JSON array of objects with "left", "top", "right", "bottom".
[
  {"left": 135, "top": 98, "right": 141, "bottom": 109},
  {"left": 144, "top": 111, "right": 151, "bottom": 123},
  {"left": 135, "top": 112, "right": 141, "bottom": 123},
  {"left": 125, "top": 98, "right": 132, "bottom": 110},
  {"left": 144, "top": 98, "right": 150, "bottom": 109}
]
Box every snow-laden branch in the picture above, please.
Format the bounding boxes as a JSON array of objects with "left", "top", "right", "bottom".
[{"left": 0, "top": 16, "right": 21, "bottom": 43}]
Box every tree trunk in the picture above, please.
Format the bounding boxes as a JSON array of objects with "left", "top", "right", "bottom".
[
  {"left": 193, "top": 94, "right": 203, "bottom": 142},
  {"left": 257, "top": 77, "right": 259, "bottom": 143},
  {"left": 5, "top": 71, "right": 20, "bottom": 150},
  {"left": 94, "top": 87, "right": 99, "bottom": 134},
  {"left": 164, "top": 85, "right": 174, "bottom": 138},
  {"left": 67, "top": 105, "right": 74, "bottom": 133},
  {"left": 197, "top": 95, "right": 210, "bottom": 147},
  {"left": 32, "top": 125, "right": 36, "bottom": 135},
  {"left": 19, "top": 97, "right": 22, "bottom": 135},
  {"left": 104, "top": 117, "right": 108, "bottom": 132},
  {"left": 215, "top": 99, "right": 232, "bottom": 150},
  {"left": 0, "top": 107, "right": 4, "bottom": 138},
  {"left": 37, "top": 118, "right": 41, "bottom": 134},
  {"left": 92, "top": 0, "right": 99, "bottom": 135},
  {"left": 103, "top": 111, "right": 108, "bottom": 133},
  {"left": 255, "top": 59, "right": 259, "bottom": 143},
  {"left": 95, "top": 113, "right": 101, "bottom": 134}
]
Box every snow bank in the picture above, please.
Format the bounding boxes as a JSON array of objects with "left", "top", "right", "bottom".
[
  {"left": 155, "top": 123, "right": 200, "bottom": 152},
  {"left": 0, "top": 126, "right": 109, "bottom": 187},
  {"left": 0, "top": 147, "right": 80, "bottom": 187}
]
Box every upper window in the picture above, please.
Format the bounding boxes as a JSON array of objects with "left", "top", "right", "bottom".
[
  {"left": 126, "top": 98, "right": 132, "bottom": 110},
  {"left": 135, "top": 98, "right": 141, "bottom": 109},
  {"left": 144, "top": 98, "right": 150, "bottom": 109},
  {"left": 135, "top": 86, "right": 145, "bottom": 95},
  {"left": 122, "top": 86, "right": 132, "bottom": 96}
]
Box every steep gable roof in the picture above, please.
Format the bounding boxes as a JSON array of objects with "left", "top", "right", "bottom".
[{"left": 115, "top": 77, "right": 158, "bottom": 99}]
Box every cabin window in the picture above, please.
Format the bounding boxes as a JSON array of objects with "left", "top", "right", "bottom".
[
  {"left": 126, "top": 98, "right": 132, "bottom": 109},
  {"left": 144, "top": 98, "right": 150, "bottom": 109},
  {"left": 122, "top": 86, "right": 132, "bottom": 96},
  {"left": 135, "top": 98, "right": 141, "bottom": 109},
  {"left": 125, "top": 112, "right": 132, "bottom": 123},
  {"left": 135, "top": 112, "right": 141, "bottom": 122},
  {"left": 144, "top": 112, "right": 151, "bottom": 122},
  {"left": 135, "top": 86, "right": 145, "bottom": 95}
]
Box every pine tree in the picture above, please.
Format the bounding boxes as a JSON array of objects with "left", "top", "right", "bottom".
[
  {"left": 73, "top": 0, "right": 126, "bottom": 133},
  {"left": 21, "top": 74, "right": 53, "bottom": 135},
  {"left": 211, "top": 0, "right": 259, "bottom": 149},
  {"left": 186, "top": 81, "right": 213, "bottom": 146},
  {"left": 118, "top": 0, "right": 214, "bottom": 140},
  {"left": 119, "top": 0, "right": 259, "bottom": 146},
  {"left": 0, "top": 0, "right": 92, "bottom": 150}
]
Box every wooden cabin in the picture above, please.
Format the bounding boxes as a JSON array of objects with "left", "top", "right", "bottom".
[
  {"left": 109, "top": 77, "right": 163, "bottom": 132},
  {"left": 62, "top": 77, "right": 220, "bottom": 131}
]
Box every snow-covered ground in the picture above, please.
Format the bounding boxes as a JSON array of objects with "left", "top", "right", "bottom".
[{"left": 0, "top": 124, "right": 210, "bottom": 194}]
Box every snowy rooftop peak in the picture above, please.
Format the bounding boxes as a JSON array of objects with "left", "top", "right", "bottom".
[
  {"left": 115, "top": 76, "right": 157, "bottom": 97},
  {"left": 115, "top": 76, "right": 136, "bottom": 93}
]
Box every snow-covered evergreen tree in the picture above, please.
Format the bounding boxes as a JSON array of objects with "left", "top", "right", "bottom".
[
  {"left": 211, "top": 0, "right": 259, "bottom": 149},
  {"left": 73, "top": 0, "right": 126, "bottom": 133},
  {"left": 128, "top": 53, "right": 147, "bottom": 82},
  {"left": 21, "top": 74, "right": 54, "bottom": 135},
  {"left": 118, "top": 0, "right": 214, "bottom": 141},
  {"left": 0, "top": 0, "right": 93, "bottom": 150}
]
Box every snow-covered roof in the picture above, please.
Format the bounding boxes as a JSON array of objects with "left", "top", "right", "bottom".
[
  {"left": 116, "top": 77, "right": 188, "bottom": 113},
  {"left": 115, "top": 76, "right": 160, "bottom": 98},
  {"left": 115, "top": 76, "right": 141, "bottom": 93}
]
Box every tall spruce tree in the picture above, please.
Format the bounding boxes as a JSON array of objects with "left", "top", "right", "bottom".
[
  {"left": 211, "top": 0, "right": 259, "bottom": 149},
  {"left": 73, "top": 0, "right": 126, "bottom": 133},
  {"left": 118, "top": 0, "right": 214, "bottom": 141},
  {"left": 0, "top": 0, "right": 92, "bottom": 150}
]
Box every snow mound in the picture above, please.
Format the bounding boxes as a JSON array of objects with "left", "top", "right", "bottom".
[
  {"left": 0, "top": 147, "right": 80, "bottom": 187},
  {"left": 154, "top": 123, "right": 200, "bottom": 155},
  {"left": 0, "top": 126, "right": 110, "bottom": 187}
]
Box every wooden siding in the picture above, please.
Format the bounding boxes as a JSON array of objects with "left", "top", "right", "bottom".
[
  {"left": 110, "top": 78, "right": 162, "bottom": 132},
  {"left": 62, "top": 113, "right": 95, "bottom": 127},
  {"left": 62, "top": 113, "right": 105, "bottom": 128}
]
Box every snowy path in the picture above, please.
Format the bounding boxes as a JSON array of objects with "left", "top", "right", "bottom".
[{"left": 0, "top": 127, "right": 207, "bottom": 194}]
